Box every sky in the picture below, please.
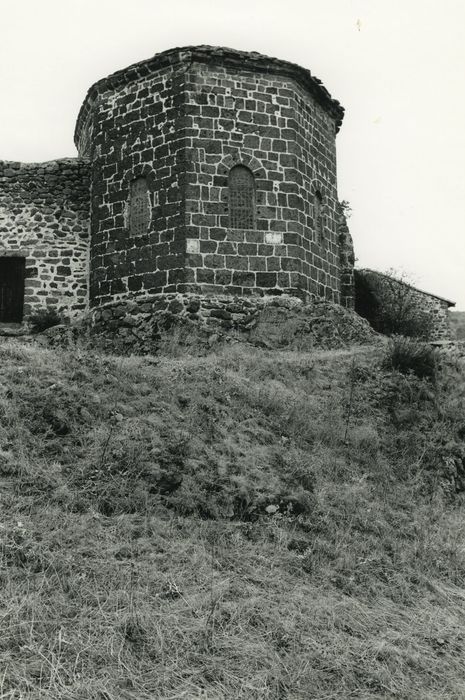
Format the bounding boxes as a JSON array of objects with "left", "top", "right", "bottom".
[{"left": 1, "top": 0, "right": 464, "bottom": 308}]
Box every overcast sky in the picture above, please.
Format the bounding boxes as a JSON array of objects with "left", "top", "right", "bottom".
[{"left": 1, "top": 0, "right": 464, "bottom": 308}]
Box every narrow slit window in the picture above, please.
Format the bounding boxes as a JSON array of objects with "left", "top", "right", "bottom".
[
  {"left": 314, "top": 190, "right": 324, "bottom": 243},
  {"left": 129, "top": 177, "right": 150, "bottom": 236},
  {"left": 228, "top": 165, "right": 256, "bottom": 229}
]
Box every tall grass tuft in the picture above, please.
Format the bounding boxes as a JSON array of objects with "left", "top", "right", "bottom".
[{"left": 383, "top": 335, "right": 438, "bottom": 379}]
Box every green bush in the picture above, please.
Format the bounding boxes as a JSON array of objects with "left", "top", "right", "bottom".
[
  {"left": 383, "top": 335, "right": 438, "bottom": 379},
  {"left": 28, "top": 307, "right": 62, "bottom": 333}
]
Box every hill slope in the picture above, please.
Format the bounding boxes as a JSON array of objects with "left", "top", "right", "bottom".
[{"left": 0, "top": 339, "right": 465, "bottom": 699}]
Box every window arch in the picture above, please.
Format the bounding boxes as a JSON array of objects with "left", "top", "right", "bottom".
[
  {"left": 228, "top": 165, "right": 256, "bottom": 229},
  {"left": 314, "top": 189, "right": 324, "bottom": 243},
  {"left": 129, "top": 177, "right": 150, "bottom": 236}
]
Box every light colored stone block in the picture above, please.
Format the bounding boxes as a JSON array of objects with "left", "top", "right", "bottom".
[
  {"left": 265, "top": 232, "right": 283, "bottom": 245},
  {"left": 186, "top": 238, "right": 200, "bottom": 254}
]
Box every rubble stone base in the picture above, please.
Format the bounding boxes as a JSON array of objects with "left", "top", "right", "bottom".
[{"left": 85, "top": 292, "right": 376, "bottom": 354}]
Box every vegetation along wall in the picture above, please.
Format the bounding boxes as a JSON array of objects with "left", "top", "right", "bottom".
[{"left": 354, "top": 269, "right": 454, "bottom": 341}]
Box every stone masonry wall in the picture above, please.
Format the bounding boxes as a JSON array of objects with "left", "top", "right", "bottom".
[
  {"left": 183, "top": 61, "right": 342, "bottom": 301},
  {"left": 86, "top": 292, "right": 375, "bottom": 355},
  {"left": 77, "top": 63, "right": 187, "bottom": 307},
  {"left": 400, "top": 288, "right": 452, "bottom": 340},
  {"left": 0, "top": 158, "right": 90, "bottom": 320},
  {"left": 423, "top": 297, "right": 452, "bottom": 339},
  {"left": 75, "top": 47, "right": 348, "bottom": 309},
  {"left": 337, "top": 202, "right": 355, "bottom": 309}
]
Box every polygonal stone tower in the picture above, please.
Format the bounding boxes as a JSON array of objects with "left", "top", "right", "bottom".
[{"left": 74, "top": 45, "right": 353, "bottom": 313}]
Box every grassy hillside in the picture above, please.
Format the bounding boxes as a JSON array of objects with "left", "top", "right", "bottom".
[{"left": 1, "top": 338, "right": 465, "bottom": 699}]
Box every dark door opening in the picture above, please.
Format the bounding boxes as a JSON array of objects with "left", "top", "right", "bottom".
[{"left": 0, "top": 257, "right": 25, "bottom": 323}]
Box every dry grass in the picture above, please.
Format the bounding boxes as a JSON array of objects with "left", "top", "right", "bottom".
[{"left": 0, "top": 339, "right": 465, "bottom": 698}]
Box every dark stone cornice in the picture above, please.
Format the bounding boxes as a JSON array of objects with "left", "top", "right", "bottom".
[{"left": 74, "top": 45, "right": 345, "bottom": 146}]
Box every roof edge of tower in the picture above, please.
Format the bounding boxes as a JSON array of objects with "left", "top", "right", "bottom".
[{"left": 74, "top": 45, "right": 345, "bottom": 147}]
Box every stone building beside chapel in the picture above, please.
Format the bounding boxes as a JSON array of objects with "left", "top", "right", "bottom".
[{"left": 0, "top": 46, "right": 453, "bottom": 338}]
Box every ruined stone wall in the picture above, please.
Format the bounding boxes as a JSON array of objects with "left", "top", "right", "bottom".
[
  {"left": 336, "top": 203, "right": 355, "bottom": 309},
  {"left": 86, "top": 292, "right": 376, "bottom": 355},
  {"left": 0, "top": 158, "right": 90, "bottom": 320},
  {"left": 183, "top": 61, "right": 341, "bottom": 301}
]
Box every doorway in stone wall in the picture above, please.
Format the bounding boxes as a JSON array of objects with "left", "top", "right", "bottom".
[{"left": 0, "top": 257, "right": 25, "bottom": 323}]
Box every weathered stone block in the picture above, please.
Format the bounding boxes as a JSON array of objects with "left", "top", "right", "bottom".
[
  {"left": 232, "top": 271, "right": 255, "bottom": 287},
  {"left": 215, "top": 269, "right": 232, "bottom": 285},
  {"left": 256, "top": 272, "right": 277, "bottom": 288}
]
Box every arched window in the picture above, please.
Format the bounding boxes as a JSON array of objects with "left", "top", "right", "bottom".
[
  {"left": 314, "top": 190, "right": 324, "bottom": 243},
  {"left": 129, "top": 177, "right": 150, "bottom": 236},
  {"left": 228, "top": 165, "right": 256, "bottom": 229}
]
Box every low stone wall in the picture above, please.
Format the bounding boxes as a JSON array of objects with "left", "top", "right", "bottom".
[
  {"left": 0, "top": 158, "right": 90, "bottom": 320},
  {"left": 89, "top": 293, "right": 289, "bottom": 353},
  {"left": 416, "top": 294, "right": 452, "bottom": 339},
  {"left": 86, "top": 292, "right": 377, "bottom": 354},
  {"left": 354, "top": 269, "right": 454, "bottom": 341}
]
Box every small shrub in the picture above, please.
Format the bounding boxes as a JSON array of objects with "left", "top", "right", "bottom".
[
  {"left": 384, "top": 336, "right": 438, "bottom": 379},
  {"left": 29, "top": 307, "right": 62, "bottom": 333}
]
